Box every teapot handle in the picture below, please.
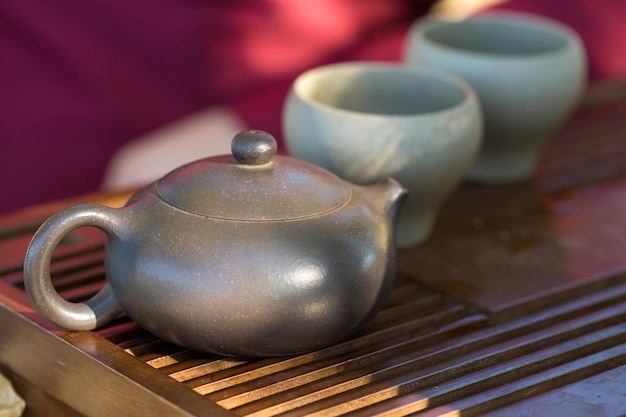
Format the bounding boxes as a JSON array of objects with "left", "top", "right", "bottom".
[{"left": 23, "top": 204, "right": 124, "bottom": 331}]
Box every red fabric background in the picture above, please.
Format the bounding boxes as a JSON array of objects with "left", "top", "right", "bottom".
[
  {"left": 0, "top": 0, "right": 624, "bottom": 213},
  {"left": 0, "top": 0, "right": 429, "bottom": 213}
]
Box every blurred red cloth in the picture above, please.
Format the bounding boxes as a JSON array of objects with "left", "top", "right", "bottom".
[
  {"left": 0, "top": 0, "right": 430, "bottom": 213},
  {"left": 0, "top": 0, "right": 624, "bottom": 214},
  {"left": 489, "top": 0, "right": 626, "bottom": 82}
]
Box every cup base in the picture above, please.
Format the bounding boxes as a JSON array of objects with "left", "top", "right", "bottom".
[
  {"left": 396, "top": 210, "right": 436, "bottom": 249},
  {"left": 465, "top": 146, "right": 540, "bottom": 184}
]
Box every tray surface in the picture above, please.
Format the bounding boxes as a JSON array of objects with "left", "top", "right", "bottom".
[{"left": 2, "top": 79, "right": 626, "bottom": 416}]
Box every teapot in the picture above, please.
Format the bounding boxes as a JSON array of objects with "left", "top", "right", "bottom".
[{"left": 23, "top": 130, "right": 407, "bottom": 357}]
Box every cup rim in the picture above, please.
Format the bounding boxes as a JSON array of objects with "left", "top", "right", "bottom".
[
  {"left": 290, "top": 61, "right": 477, "bottom": 119},
  {"left": 414, "top": 11, "right": 582, "bottom": 59}
]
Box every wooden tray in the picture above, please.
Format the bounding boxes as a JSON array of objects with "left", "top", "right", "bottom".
[{"left": 2, "top": 79, "right": 626, "bottom": 416}]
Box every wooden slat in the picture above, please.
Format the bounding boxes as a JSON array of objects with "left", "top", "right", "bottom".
[
  {"left": 481, "top": 364, "right": 626, "bottom": 417},
  {"left": 416, "top": 343, "right": 626, "bottom": 417},
  {"left": 187, "top": 304, "right": 478, "bottom": 394},
  {"left": 268, "top": 300, "right": 626, "bottom": 416},
  {"left": 0, "top": 303, "right": 232, "bottom": 417},
  {"left": 227, "top": 293, "right": 626, "bottom": 416}
]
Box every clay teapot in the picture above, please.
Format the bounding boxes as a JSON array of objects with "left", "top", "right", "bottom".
[{"left": 23, "top": 130, "right": 407, "bottom": 357}]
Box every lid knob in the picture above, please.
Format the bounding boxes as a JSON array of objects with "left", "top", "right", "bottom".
[{"left": 232, "top": 130, "right": 277, "bottom": 166}]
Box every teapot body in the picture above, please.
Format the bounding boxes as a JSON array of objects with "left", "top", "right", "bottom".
[
  {"left": 23, "top": 131, "right": 407, "bottom": 357},
  {"left": 107, "top": 184, "right": 397, "bottom": 356}
]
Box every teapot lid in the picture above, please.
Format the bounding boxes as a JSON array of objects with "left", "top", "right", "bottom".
[{"left": 155, "top": 130, "right": 351, "bottom": 220}]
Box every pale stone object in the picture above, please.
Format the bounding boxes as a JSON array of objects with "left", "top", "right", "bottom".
[
  {"left": 404, "top": 12, "right": 587, "bottom": 183},
  {"left": 283, "top": 62, "right": 482, "bottom": 247},
  {"left": 0, "top": 373, "right": 25, "bottom": 417}
]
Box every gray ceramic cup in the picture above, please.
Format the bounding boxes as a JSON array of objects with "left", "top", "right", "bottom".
[
  {"left": 282, "top": 62, "right": 482, "bottom": 248},
  {"left": 404, "top": 12, "right": 587, "bottom": 183}
]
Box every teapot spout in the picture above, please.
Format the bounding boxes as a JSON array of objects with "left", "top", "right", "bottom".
[{"left": 368, "top": 177, "right": 408, "bottom": 222}]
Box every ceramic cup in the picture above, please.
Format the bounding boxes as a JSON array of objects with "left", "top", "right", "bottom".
[
  {"left": 282, "top": 62, "right": 482, "bottom": 248},
  {"left": 404, "top": 12, "right": 587, "bottom": 183}
]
